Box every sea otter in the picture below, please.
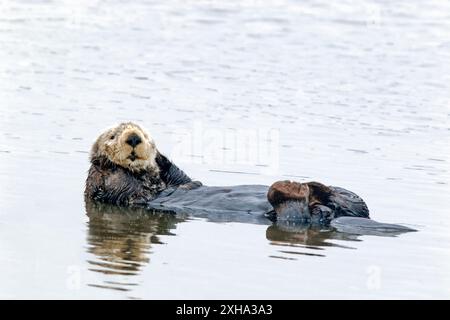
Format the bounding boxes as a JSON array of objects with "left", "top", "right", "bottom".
[{"left": 85, "top": 122, "right": 415, "bottom": 233}]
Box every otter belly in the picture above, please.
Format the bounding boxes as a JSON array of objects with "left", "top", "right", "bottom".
[{"left": 146, "top": 185, "right": 273, "bottom": 224}]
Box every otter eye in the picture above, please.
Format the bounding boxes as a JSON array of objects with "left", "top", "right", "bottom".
[{"left": 110, "top": 135, "right": 115, "bottom": 140}]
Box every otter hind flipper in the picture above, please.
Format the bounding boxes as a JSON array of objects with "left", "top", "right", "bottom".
[
  {"left": 329, "top": 186, "right": 370, "bottom": 218},
  {"left": 331, "top": 217, "right": 417, "bottom": 236}
]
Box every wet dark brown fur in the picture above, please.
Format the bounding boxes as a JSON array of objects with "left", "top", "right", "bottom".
[{"left": 85, "top": 155, "right": 166, "bottom": 206}]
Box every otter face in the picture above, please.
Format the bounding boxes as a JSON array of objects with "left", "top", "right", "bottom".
[
  {"left": 91, "top": 122, "right": 158, "bottom": 172},
  {"left": 267, "top": 180, "right": 312, "bottom": 222}
]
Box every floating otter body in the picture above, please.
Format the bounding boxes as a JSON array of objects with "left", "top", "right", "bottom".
[{"left": 85, "top": 123, "right": 415, "bottom": 234}]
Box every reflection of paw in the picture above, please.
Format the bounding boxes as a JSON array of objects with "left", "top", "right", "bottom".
[{"left": 179, "top": 181, "right": 202, "bottom": 190}]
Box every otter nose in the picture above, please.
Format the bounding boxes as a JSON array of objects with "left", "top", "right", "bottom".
[{"left": 126, "top": 134, "right": 142, "bottom": 148}]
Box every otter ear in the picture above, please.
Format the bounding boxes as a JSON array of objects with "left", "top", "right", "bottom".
[{"left": 306, "top": 181, "right": 332, "bottom": 205}]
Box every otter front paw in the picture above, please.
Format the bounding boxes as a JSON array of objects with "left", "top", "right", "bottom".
[
  {"left": 179, "top": 181, "right": 202, "bottom": 190},
  {"left": 130, "top": 197, "right": 150, "bottom": 207}
]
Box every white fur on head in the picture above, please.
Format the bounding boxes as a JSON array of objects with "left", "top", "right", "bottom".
[{"left": 91, "top": 122, "right": 159, "bottom": 173}]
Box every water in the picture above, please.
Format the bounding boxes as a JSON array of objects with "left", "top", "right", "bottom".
[{"left": 0, "top": 0, "right": 449, "bottom": 299}]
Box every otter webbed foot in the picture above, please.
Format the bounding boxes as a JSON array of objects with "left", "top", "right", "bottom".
[
  {"left": 330, "top": 217, "right": 417, "bottom": 235},
  {"left": 267, "top": 180, "right": 313, "bottom": 222},
  {"left": 267, "top": 180, "right": 334, "bottom": 223},
  {"left": 267, "top": 180, "right": 346, "bottom": 224}
]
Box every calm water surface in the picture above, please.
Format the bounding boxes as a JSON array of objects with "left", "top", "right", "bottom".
[{"left": 0, "top": 0, "right": 449, "bottom": 299}]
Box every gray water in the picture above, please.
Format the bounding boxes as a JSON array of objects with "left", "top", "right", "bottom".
[{"left": 1, "top": 0, "right": 449, "bottom": 299}]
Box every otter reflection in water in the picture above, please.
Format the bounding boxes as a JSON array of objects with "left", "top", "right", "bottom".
[
  {"left": 85, "top": 200, "right": 184, "bottom": 291},
  {"left": 266, "top": 224, "right": 361, "bottom": 249},
  {"left": 85, "top": 199, "right": 365, "bottom": 282}
]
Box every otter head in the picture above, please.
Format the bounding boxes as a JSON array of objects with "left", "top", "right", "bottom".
[
  {"left": 267, "top": 180, "right": 312, "bottom": 222},
  {"left": 90, "top": 122, "right": 158, "bottom": 173}
]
